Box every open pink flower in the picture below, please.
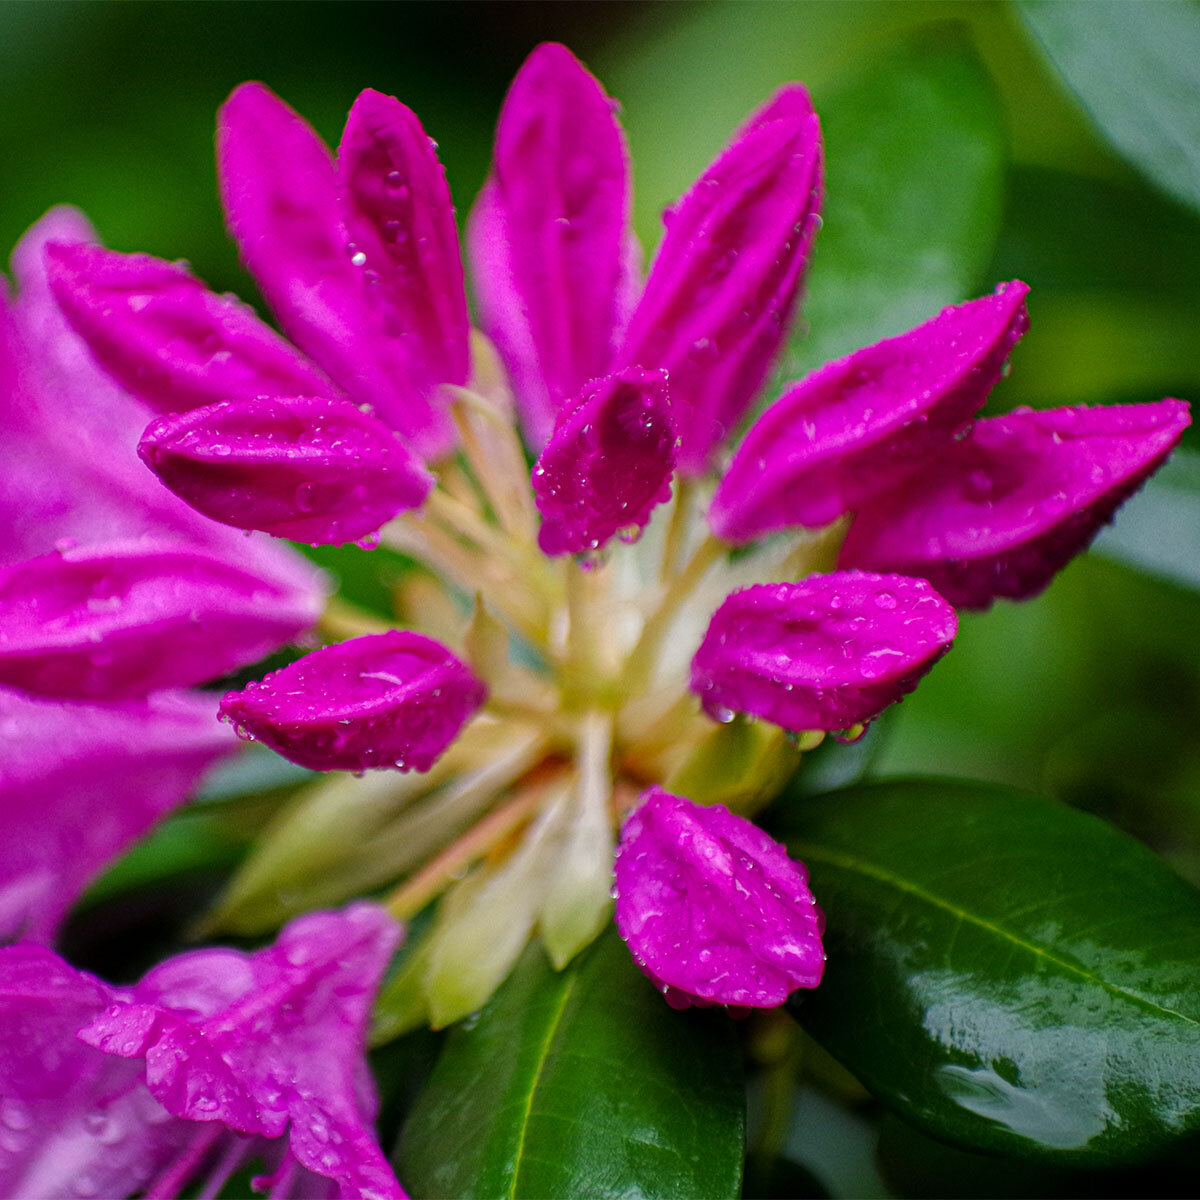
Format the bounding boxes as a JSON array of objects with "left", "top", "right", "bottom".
[
  {"left": 0, "top": 687, "right": 234, "bottom": 944},
  {"left": 1, "top": 208, "right": 325, "bottom": 945},
  {"left": 0, "top": 905, "right": 405, "bottom": 1199}
]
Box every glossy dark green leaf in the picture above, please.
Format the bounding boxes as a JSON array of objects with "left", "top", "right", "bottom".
[
  {"left": 396, "top": 927, "right": 745, "bottom": 1199},
  {"left": 1018, "top": 0, "right": 1200, "bottom": 216},
  {"left": 789, "top": 30, "right": 1004, "bottom": 374},
  {"left": 775, "top": 778, "right": 1200, "bottom": 1165}
]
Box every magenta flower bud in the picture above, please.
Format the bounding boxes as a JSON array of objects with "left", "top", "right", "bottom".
[
  {"left": 468, "top": 43, "right": 635, "bottom": 446},
  {"left": 45, "top": 242, "right": 335, "bottom": 415},
  {"left": 220, "top": 630, "right": 486, "bottom": 772},
  {"left": 841, "top": 399, "right": 1193, "bottom": 609},
  {"left": 219, "top": 81, "right": 453, "bottom": 458},
  {"left": 614, "top": 787, "right": 824, "bottom": 1008},
  {"left": 690, "top": 572, "right": 957, "bottom": 732},
  {"left": 619, "top": 86, "right": 823, "bottom": 475},
  {"left": 533, "top": 367, "right": 676, "bottom": 557},
  {"left": 709, "top": 282, "right": 1030, "bottom": 543},
  {"left": 139, "top": 394, "right": 433, "bottom": 545},
  {"left": 338, "top": 88, "right": 471, "bottom": 394},
  {"left": 0, "top": 541, "right": 317, "bottom": 700}
]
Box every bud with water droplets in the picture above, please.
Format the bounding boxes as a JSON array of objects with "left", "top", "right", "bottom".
[
  {"left": 139, "top": 394, "right": 433, "bottom": 545},
  {"left": 338, "top": 88, "right": 471, "bottom": 394},
  {"left": 690, "top": 572, "right": 957, "bottom": 733},
  {"left": 45, "top": 242, "right": 335, "bottom": 415},
  {"left": 614, "top": 787, "right": 824, "bottom": 1008},
  {"left": 218, "top": 80, "right": 453, "bottom": 457},
  {"left": 0, "top": 541, "right": 319, "bottom": 700},
  {"left": 840, "top": 399, "right": 1192, "bottom": 609},
  {"left": 220, "top": 630, "right": 487, "bottom": 773},
  {"left": 618, "top": 84, "right": 823, "bottom": 475},
  {"left": 709, "top": 282, "right": 1030, "bottom": 542},
  {"left": 532, "top": 366, "right": 676, "bottom": 557},
  {"left": 468, "top": 42, "right": 635, "bottom": 447}
]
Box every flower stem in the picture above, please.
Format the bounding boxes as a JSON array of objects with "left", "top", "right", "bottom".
[
  {"left": 447, "top": 382, "right": 538, "bottom": 540},
  {"left": 659, "top": 476, "right": 694, "bottom": 585},
  {"left": 384, "top": 515, "right": 550, "bottom": 646},
  {"left": 620, "top": 533, "right": 727, "bottom": 696},
  {"left": 383, "top": 770, "right": 557, "bottom": 921}
]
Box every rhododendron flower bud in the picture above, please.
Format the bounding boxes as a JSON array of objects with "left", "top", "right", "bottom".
[
  {"left": 469, "top": 43, "right": 634, "bottom": 447},
  {"left": 220, "top": 81, "right": 453, "bottom": 458},
  {"left": 841, "top": 399, "right": 1193, "bottom": 609},
  {"left": 709, "top": 281, "right": 1030, "bottom": 542},
  {"left": 338, "top": 88, "right": 471, "bottom": 393},
  {"left": 691, "top": 572, "right": 957, "bottom": 732},
  {"left": 619, "top": 85, "right": 823, "bottom": 475},
  {"left": 0, "top": 905, "right": 406, "bottom": 1199},
  {"left": 45, "top": 242, "right": 335, "bottom": 415},
  {"left": 533, "top": 366, "right": 676, "bottom": 556},
  {"left": 220, "top": 630, "right": 486, "bottom": 772},
  {"left": 615, "top": 788, "right": 824, "bottom": 1008},
  {"left": 139, "top": 394, "right": 433, "bottom": 544},
  {"left": 0, "top": 542, "right": 317, "bottom": 700}
]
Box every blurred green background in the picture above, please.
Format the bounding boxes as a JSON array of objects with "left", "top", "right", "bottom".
[{"left": 4, "top": 0, "right": 1199, "bottom": 879}]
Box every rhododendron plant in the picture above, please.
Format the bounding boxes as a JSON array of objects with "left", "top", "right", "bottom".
[{"left": 4, "top": 17, "right": 1198, "bottom": 1199}]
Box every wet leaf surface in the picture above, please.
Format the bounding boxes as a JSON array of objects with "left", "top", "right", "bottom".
[
  {"left": 396, "top": 927, "right": 745, "bottom": 1199},
  {"left": 776, "top": 778, "right": 1200, "bottom": 1165}
]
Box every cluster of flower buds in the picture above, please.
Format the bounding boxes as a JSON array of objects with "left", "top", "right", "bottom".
[{"left": 0, "top": 37, "right": 1189, "bottom": 1200}]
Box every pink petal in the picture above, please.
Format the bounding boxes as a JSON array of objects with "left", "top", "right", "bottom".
[
  {"left": 614, "top": 788, "right": 824, "bottom": 1008},
  {"left": 0, "top": 541, "right": 318, "bottom": 700},
  {"left": 0, "top": 687, "right": 236, "bottom": 944},
  {"left": 45, "top": 242, "right": 336, "bottom": 414},
  {"left": 690, "top": 572, "right": 957, "bottom": 731},
  {"left": 710, "top": 282, "right": 1030, "bottom": 542},
  {"left": 468, "top": 43, "right": 633, "bottom": 446},
  {"left": 218, "top": 82, "right": 452, "bottom": 458},
  {"left": 619, "top": 87, "right": 823, "bottom": 474},
  {"left": 841, "top": 399, "right": 1192, "bottom": 609},
  {"left": 0, "top": 947, "right": 195, "bottom": 1198},
  {"left": 140, "top": 394, "right": 433, "bottom": 545},
  {"left": 80, "top": 905, "right": 407, "bottom": 1200},
  {"left": 338, "top": 88, "right": 470, "bottom": 392},
  {"left": 219, "top": 630, "right": 486, "bottom": 772},
  {"left": 2, "top": 210, "right": 329, "bottom": 607},
  {"left": 533, "top": 367, "right": 676, "bottom": 556}
]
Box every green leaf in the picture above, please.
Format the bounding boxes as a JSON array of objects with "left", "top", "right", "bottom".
[
  {"left": 775, "top": 778, "right": 1200, "bottom": 1165},
  {"left": 396, "top": 928, "right": 745, "bottom": 1199},
  {"left": 1018, "top": 0, "right": 1200, "bottom": 216},
  {"left": 789, "top": 29, "right": 1004, "bottom": 374}
]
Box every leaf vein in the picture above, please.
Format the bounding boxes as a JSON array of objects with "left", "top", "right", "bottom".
[
  {"left": 796, "top": 842, "right": 1200, "bottom": 1029},
  {"left": 506, "top": 974, "right": 580, "bottom": 1199}
]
